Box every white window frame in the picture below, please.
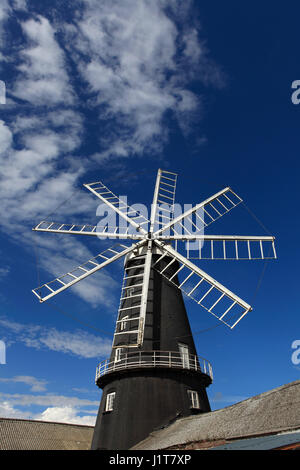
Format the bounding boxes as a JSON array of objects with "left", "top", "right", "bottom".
[
  {"left": 105, "top": 392, "right": 116, "bottom": 412},
  {"left": 115, "top": 347, "right": 125, "bottom": 362},
  {"left": 178, "top": 343, "right": 190, "bottom": 369},
  {"left": 120, "top": 315, "right": 129, "bottom": 331},
  {"left": 188, "top": 390, "right": 200, "bottom": 409}
]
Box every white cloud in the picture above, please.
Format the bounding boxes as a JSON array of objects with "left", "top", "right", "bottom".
[
  {"left": 0, "top": 316, "right": 112, "bottom": 359},
  {"left": 62, "top": 0, "right": 223, "bottom": 159},
  {"left": 0, "top": 401, "right": 31, "bottom": 419},
  {"left": 0, "top": 317, "right": 25, "bottom": 333},
  {"left": 13, "top": 15, "right": 74, "bottom": 105},
  {"left": 0, "top": 376, "right": 48, "bottom": 392},
  {"left": 0, "top": 1, "right": 9, "bottom": 20},
  {"left": 0, "top": 103, "right": 115, "bottom": 310},
  {"left": 0, "top": 266, "right": 10, "bottom": 279},
  {"left": 0, "top": 392, "right": 98, "bottom": 408},
  {"left": 211, "top": 392, "right": 249, "bottom": 403},
  {"left": 0, "top": 119, "right": 12, "bottom": 151},
  {"left": 39, "top": 328, "right": 112, "bottom": 359},
  {"left": 37, "top": 406, "right": 96, "bottom": 425},
  {"left": 0, "top": 393, "right": 98, "bottom": 425},
  {"left": 11, "top": 0, "right": 28, "bottom": 11},
  {"left": 0, "top": 115, "right": 114, "bottom": 308},
  {"left": 0, "top": 115, "right": 84, "bottom": 211}
]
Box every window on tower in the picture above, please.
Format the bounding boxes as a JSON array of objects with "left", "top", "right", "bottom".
[
  {"left": 105, "top": 392, "right": 116, "bottom": 412},
  {"left": 120, "top": 315, "right": 129, "bottom": 331},
  {"left": 115, "top": 347, "right": 125, "bottom": 362},
  {"left": 187, "top": 390, "right": 200, "bottom": 409},
  {"left": 178, "top": 343, "right": 190, "bottom": 369}
]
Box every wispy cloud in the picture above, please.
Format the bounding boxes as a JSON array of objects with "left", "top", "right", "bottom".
[
  {"left": 0, "top": 372, "right": 98, "bottom": 424},
  {"left": 0, "top": 375, "right": 48, "bottom": 392},
  {"left": 11, "top": 0, "right": 28, "bottom": 11},
  {"left": 0, "top": 316, "right": 112, "bottom": 359},
  {"left": 0, "top": 391, "right": 98, "bottom": 408},
  {"left": 37, "top": 406, "right": 96, "bottom": 425},
  {"left": 0, "top": 401, "right": 32, "bottom": 420},
  {"left": 0, "top": 9, "right": 115, "bottom": 307},
  {"left": 13, "top": 15, "right": 74, "bottom": 105},
  {"left": 39, "top": 327, "right": 111, "bottom": 359},
  {"left": 0, "top": 369, "right": 98, "bottom": 425},
  {"left": 210, "top": 391, "right": 249, "bottom": 404},
  {"left": 61, "top": 0, "right": 223, "bottom": 159},
  {"left": 0, "top": 113, "right": 116, "bottom": 307},
  {"left": 0, "top": 1, "right": 10, "bottom": 58},
  {"left": 0, "top": 266, "right": 10, "bottom": 279},
  {"left": 0, "top": 391, "right": 98, "bottom": 425}
]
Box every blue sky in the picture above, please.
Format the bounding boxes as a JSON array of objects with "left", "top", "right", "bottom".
[{"left": 0, "top": 0, "right": 299, "bottom": 425}]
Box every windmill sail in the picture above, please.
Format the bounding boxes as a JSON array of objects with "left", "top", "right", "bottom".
[
  {"left": 173, "top": 235, "right": 277, "bottom": 260},
  {"left": 153, "top": 242, "right": 252, "bottom": 329},
  {"left": 154, "top": 187, "right": 242, "bottom": 238},
  {"left": 112, "top": 245, "right": 152, "bottom": 348},
  {"left": 149, "top": 169, "right": 177, "bottom": 232},
  {"left": 33, "top": 221, "right": 145, "bottom": 240},
  {"left": 32, "top": 241, "right": 146, "bottom": 302},
  {"left": 84, "top": 180, "right": 150, "bottom": 235}
]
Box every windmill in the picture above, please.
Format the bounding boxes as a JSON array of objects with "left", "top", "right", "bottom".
[{"left": 32, "top": 169, "right": 276, "bottom": 450}]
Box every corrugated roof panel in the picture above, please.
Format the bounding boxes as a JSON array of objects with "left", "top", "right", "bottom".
[{"left": 211, "top": 432, "right": 300, "bottom": 450}]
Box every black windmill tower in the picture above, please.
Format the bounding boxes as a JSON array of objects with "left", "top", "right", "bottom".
[{"left": 32, "top": 169, "right": 277, "bottom": 450}]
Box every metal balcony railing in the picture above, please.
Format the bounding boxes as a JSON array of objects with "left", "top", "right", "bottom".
[{"left": 95, "top": 350, "right": 213, "bottom": 382}]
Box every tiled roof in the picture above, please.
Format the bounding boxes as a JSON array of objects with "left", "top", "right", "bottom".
[
  {"left": 132, "top": 380, "right": 300, "bottom": 450},
  {"left": 0, "top": 418, "right": 94, "bottom": 450}
]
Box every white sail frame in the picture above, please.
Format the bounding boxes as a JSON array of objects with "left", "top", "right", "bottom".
[
  {"left": 33, "top": 221, "right": 145, "bottom": 240},
  {"left": 32, "top": 241, "right": 147, "bottom": 303},
  {"left": 153, "top": 240, "right": 252, "bottom": 329},
  {"left": 153, "top": 187, "right": 242, "bottom": 238},
  {"left": 84, "top": 180, "right": 149, "bottom": 235},
  {"left": 32, "top": 169, "right": 276, "bottom": 334}
]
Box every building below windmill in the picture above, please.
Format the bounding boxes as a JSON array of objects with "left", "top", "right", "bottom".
[
  {"left": 0, "top": 380, "right": 299, "bottom": 450},
  {"left": 132, "top": 380, "right": 300, "bottom": 451},
  {"left": 0, "top": 419, "right": 94, "bottom": 450}
]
